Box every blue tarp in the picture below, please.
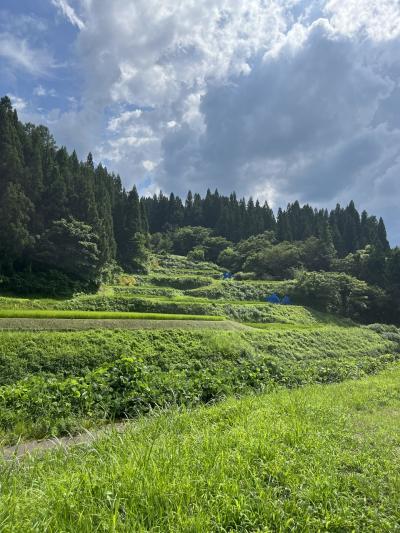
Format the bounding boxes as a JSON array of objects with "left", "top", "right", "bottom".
[
  {"left": 266, "top": 293, "right": 280, "bottom": 304},
  {"left": 223, "top": 272, "right": 233, "bottom": 280},
  {"left": 266, "top": 293, "right": 292, "bottom": 305}
]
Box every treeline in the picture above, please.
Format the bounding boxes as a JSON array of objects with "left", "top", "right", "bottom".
[
  {"left": 0, "top": 96, "right": 148, "bottom": 293},
  {"left": 144, "top": 191, "right": 389, "bottom": 256},
  {"left": 0, "top": 96, "right": 397, "bottom": 314}
]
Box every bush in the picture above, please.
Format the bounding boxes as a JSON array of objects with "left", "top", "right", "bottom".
[
  {"left": 293, "top": 271, "right": 388, "bottom": 322},
  {"left": 187, "top": 247, "right": 205, "bottom": 262}
]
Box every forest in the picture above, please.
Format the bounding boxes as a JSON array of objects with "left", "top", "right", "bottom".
[{"left": 0, "top": 96, "right": 399, "bottom": 321}]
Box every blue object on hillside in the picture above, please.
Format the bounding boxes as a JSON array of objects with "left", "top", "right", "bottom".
[
  {"left": 223, "top": 272, "right": 233, "bottom": 280},
  {"left": 266, "top": 293, "right": 280, "bottom": 304},
  {"left": 281, "top": 295, "right": 291, "bottom": 305}
]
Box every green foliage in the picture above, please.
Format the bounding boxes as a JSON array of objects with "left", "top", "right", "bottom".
[
  {"left": 243, "top": 237, "right": 335, "bottom": 278},
  {"left": 217, "top": 246, "right": 242, "bottom": 271},
  {"left": 0, "top": 182, "right": 34, "bottom": 271},
  {"left": 187, "top": 246, "right": 205, "bottom": 262},
  {"left": 0, "top": 326, "right": 395, "bottom": 441},
  {"left": 151, "top": 253, "right": 223, "bottom": 277},
  {"left": 1, "top": 368, "right": 400, "bottom": 532},
  {"left": 0, "top": 310, "right": 223, "bottom": 321},
  {"left": 186, "top": 280, "right": 295, "bottom": 301},
  {"left": 143, "top": 274, "right": 214, "bottom": 290},
  {"left": 293, "top": 271, "right": 388, "bottom": 322},
  {"left": 169, "top": 226, "right": 212, "bottom": 256},
  {"left": 203, "top": 236, "right": 231, "bottom": 262},
  {"left": 0, "top": 270, "right": 94, "bottom": 297},
  {"left": 35, "top": 217, "right": 101, "bottom": 282}
]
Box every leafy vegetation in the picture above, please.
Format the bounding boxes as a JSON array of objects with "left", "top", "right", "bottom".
[
  {"left": 0, "top": 325, "right": 396, "bottom": 443},
  {"left": 1, "top": 367, "right": 399, "bottom": 531}
]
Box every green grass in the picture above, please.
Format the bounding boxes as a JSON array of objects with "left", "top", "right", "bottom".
[
  {"left": 0, "top": 326, "right": 396, "bottom": 443},
  {"left": 1, "top": 366, "right": 399, "bottom": 532},
  {"left": 0, "top": 309, "right": 225, "bottom": 321}
]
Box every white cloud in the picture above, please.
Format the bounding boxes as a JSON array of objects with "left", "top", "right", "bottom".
[
  {"left": 325, "top": 0, "right": 400, "bottom": 41},
  {"left": 8, "top": 94, "right": 27, "bottom": 112},
  {"left": 142, "top": 160, "right": 157, "bottom": 171},
  {"left": 34, "top": 85, "right": 57, "bottom": 97},
  {"left": 0, "top": 33, "right": 54, "bottom": 75},
  {"left": 51, "top": 0, "right": 85, "bottom": 30},
  {"left": 107, "top": 109, "right": 143, "bottom": 132},
  {"left": 40, "top": 0, "right": 400, "bottom": 242}
]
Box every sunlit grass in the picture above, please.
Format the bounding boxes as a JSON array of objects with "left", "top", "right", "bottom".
[
  {"left": 1, "top": 366, "right": 399, "bottom": 532},
  {"left": 0, "top": 309, "right": 225, "bottom": 321}
]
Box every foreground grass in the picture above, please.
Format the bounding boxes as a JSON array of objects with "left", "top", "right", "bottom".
[
  {"left": 0, "top": 309, "right": 224, "bottom": 321},
  {"left": 1, "top": 366, "right": 399, "bottom": 532}
]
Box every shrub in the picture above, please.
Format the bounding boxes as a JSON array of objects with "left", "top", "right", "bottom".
[{"left": 187, "top": 247, "right": 205, "bottom": 262}]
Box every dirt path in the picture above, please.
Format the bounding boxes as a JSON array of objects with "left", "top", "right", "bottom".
[
  {"left": 0, "top": 318, "right": 250, "bottom": 331},
  {"left": 2, "top": 423, "right": 128, "bottom": 460}
]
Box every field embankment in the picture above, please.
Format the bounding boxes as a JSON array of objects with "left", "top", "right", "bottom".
[{"left": 0, "top": 325, "right": 396, "bottom": 444}]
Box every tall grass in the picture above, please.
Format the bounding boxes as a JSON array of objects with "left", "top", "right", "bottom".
[
  {"left": 0, "top": 326, "right": 396, "bottom": 442},
  {"left": 1, "top": 366, "right": 399, "bottom": 532}
]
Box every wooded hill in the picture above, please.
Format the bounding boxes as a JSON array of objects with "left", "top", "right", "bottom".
[{"left": 0, "top": 95, "right": 399, "bottom": 321}]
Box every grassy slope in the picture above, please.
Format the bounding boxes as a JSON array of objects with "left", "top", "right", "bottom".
[
  {"left": 0, "top": 327, "right": 393, "bottom": 386},
  {"left": 1, "top": 366, "right": 399, "bottom": 532},
  {"left": 0, "top": 326, "right": 396, "bottom": 443},
  {"left": 0, "top": 293, "right": 346, "bottom": 326}
]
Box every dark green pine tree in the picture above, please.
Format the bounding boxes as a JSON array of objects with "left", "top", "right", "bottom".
[
  {"left": 0, "top": 96, "right": 24, "bottom": 195},
  {"left": 0, "top": 182, "right": 34, "bottom": 273},
  {"left": 184, "top": 191, "right": 194, "bottom": 225},
  {"left": 360, "top": 211, "right": 375, "bottom": 248},
  {"left": 216, "top": 204, "right": 232, "bottom": 240},
  {"left": 203, "top": 188, "right": 222, "bottom": 228},
  {"left": 263, "top": 201, "right": 276, "bottom": 231},
  {"left": 117, "top": 185, "right": 147, "bottom": 272},
  {"left": 276, "top": 208, "right": 292, "bottom": 242},
  {"left": 22, "top": 125, "right": 44, "bottom": 206},
  {"left": 191, "top": 193, "right": 204, "bottom": 226},
  {"left": 377, "top": 217, "right": 390, "bottom": 251},
  {"left": 253, "top": 200, "right": 266, "bottom": 235},
  {"left": 343, "top": 201, "right": 361, "bottom": 255},
  {"left": 140, "top": 199, "right": 149, "bottom": 234},
  {"left": 41, "top": 163, "right": 67, "bottom": 224},
  {"left": 94, "top": 164, "right": 117, "bottom": 264}
]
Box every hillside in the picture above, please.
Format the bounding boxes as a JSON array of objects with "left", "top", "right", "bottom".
[
  {"left": 0, "top": 98, "right": 400, "bottom": 533},
  {"left": 0, "top": 254, "right": 398, "bottom": 445}
]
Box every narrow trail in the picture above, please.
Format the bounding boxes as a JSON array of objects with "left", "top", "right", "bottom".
[
  {"left": 0, "top": 318, "right": 251, "bottom": 331},
  {"left": 2, "top": 423, "right": 129, "bottom": 460}
]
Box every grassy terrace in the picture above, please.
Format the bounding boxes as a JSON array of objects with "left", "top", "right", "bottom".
[
  {"left": 0, "top": 309, "right": 224, "bottom": 321},
  {"left": 1, "top": 366, "right": 399, "bottom": 531},
  {"left": 0, "top": 324, "right": 396, "bottom": 443}
]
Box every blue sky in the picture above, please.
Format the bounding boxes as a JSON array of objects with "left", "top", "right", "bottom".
[{"left": 1, "top": 0, "right": 400, "bottom": 243}]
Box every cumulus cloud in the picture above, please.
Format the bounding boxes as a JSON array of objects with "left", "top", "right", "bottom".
[{"left": 32, "top": 0, "right": 400, "bottom": 242}]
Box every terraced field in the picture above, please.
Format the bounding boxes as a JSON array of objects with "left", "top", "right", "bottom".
[{"left": 0, "top": 254, "right": 398, "bottom": 529}]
